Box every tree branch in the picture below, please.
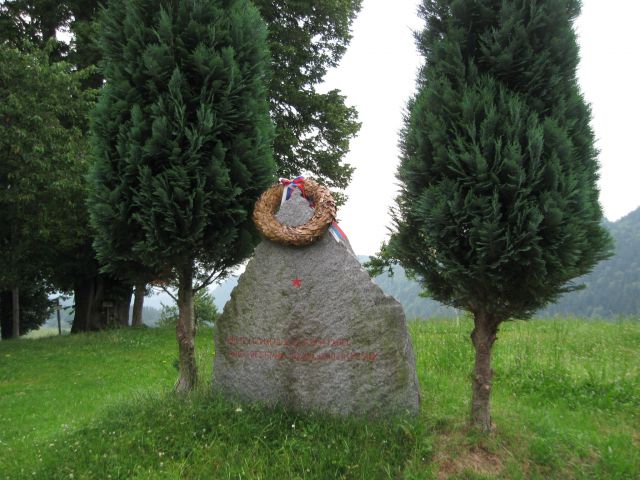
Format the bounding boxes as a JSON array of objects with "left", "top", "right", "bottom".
[
  {"left": 194, "top": 270, "right": 223, "bottom": 292},
  {"left": 158, "top": 285, "right": 178, "bottom": 302}
]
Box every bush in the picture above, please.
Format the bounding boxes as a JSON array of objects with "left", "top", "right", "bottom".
[{"left": 158, "top": 290, "right": 218, "bottom": 328}]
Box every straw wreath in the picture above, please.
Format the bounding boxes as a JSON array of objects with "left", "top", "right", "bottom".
[{"left": 253, "top": 179, "right": 336, "bottom": 246}]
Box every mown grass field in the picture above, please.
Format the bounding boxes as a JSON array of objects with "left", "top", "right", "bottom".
[{"left": 0, "top": 319, "right": 638, "bottom": 479}]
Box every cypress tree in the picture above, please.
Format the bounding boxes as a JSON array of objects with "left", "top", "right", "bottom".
[
  {"left": 89, "top": 0, "right": 275, "bottom": 391},
  {"left": 384, "top": 0, "right": 612, "bottom": 430}
]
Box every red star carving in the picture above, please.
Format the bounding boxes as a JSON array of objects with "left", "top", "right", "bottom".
[{"left": 291, "top": 278, "right": 302, "bottom": 288}]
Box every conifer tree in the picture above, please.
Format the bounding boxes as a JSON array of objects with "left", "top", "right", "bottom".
[
  {"left": 88, "top": 0, "right": 274, "bottom": 391},
  {"left": 378, "top": 0, "right": 612, "bottom": 430}
]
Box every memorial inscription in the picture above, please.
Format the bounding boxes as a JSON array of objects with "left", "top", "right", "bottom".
[
  {"left": 224, "top": 336, "right": 378, "bottom": 362},
  {"left": 213, "top": 187, "right": 420, "bottom": 417}
]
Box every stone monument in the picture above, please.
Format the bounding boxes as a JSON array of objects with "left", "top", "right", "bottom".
[{"left": 213, "top": 183, "right": 420, "bottom": 416}]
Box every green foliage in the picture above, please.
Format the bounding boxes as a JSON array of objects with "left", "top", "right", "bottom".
[
  {"left": 385, "top": 0, "right": 612, "bottom": 321},
  {"left": 0, "top": 45, "right": 93, "bottom": 291},
  {"left": 2, "top": 0, "right": 362, "bottom": 202},
  {"left": 0, "top": 0, "right": 100, "bottom": 71},
  {"left": 547, "top": 208, "right": 640, "bottom": 317},
  {"left": 0, "top": 1, "right": 362, "bottom": 329},
  {"left": 1, "top": 320, "right": 638, "bottom": 478},
  {"left": 88, "top": 0, "right": 275, "bottom": 279},
  {"left": 65, "top": 0, "right": 103, "bottom": 88},
  {"left": 364, "top": 207, "right": 640, "bottom": 318},
  {"left": 0, "top": 285, "right": 51, "bottom": 338},
  {"left": 253, "top": 0, "right": 362, "bottom": 198},
  {"left": 0, "top": 2, "right": 135, "bottom": 335},
  {"left": 158, "top": 290, "right": 218, "bottom": 328},
  {"left": 0, "top": 0, "right": 70, "bottom": 58}
]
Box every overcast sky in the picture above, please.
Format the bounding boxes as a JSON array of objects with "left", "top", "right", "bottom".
[{"left": 323, "top": 0, "right": 640, "bottom": 255}]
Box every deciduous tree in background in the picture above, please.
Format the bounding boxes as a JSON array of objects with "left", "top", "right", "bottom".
[
  {"left": 89, "top": 0, "right": 275, "bottom": 391},
  {"left": 0, "top": 0, "right": 70, "bottom": 59},
  {"left": 372, "top": 0, "right": 612, "bottom": 431},
  {"left": 253, "top": 0, "right": 362, "bottom": 200},
  {"left": 0, "top": 44, "right": 92, "bottom": 338},
  {"left": 158, "top": 289, "right": 218, "bottom": 329},
  {"left": 1, "top": 0, "right": 134, "bottom": 333}
]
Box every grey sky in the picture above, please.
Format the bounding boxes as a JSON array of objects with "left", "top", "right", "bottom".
[{"left": 324, "top": 0, "right": 640, "bottom": 255}]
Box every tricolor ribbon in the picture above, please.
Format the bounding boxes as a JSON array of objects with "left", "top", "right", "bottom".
[
  {"left": 280, "top": 176, "right": 306, "bottom": 205},
  {"left": 328, "top": 221, "right": 347, "bottom": 243},
  {"left": 278, "top": 176, "right": 349, "bottom": 244}
]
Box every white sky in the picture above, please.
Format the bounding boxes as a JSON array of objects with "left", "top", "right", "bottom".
[{"left": 324, "top": 0, "right": 640, "bottom": 255}]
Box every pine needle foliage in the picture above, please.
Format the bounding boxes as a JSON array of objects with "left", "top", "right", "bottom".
[
  {"left": 88, "top": 0, "right": 275, "bottom": 280},
  {"left": 389, "top": 0, "right": 612, "bottom": 321},
  {"left": 88, "top": 0, "right": 274, "bottom": 390},
  {"left": 379, "top": 0, "right": 613, "bottom": 430}
]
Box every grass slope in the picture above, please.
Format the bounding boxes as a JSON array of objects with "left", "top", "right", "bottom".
[{"left": 0, "top": 319, "right": 638, "bottom": 479}]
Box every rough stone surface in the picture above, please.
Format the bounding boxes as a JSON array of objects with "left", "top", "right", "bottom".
[{"left": 213, "top": 191, "right": 420, "bottom": 417}]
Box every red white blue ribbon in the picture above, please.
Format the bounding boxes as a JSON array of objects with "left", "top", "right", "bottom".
[
  {"left": 278, "top": 176, "right": 349, "bottom": 244},
  {"left": 279, "top": 176, "right": 306, "bottom": 205},
  {"left": 328, "top": 221, "right": 347, "bottom": 243}
]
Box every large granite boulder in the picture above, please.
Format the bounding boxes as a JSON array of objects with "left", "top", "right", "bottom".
[{"left": 213, "top": 191, "right": 420, "bottom": 417}]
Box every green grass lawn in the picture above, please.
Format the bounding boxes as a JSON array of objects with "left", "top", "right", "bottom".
[{"left": 0, "top": 319, "right": 638, "bottom": 479}]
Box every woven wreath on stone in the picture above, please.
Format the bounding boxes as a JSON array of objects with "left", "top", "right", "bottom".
[{"left": 253, "top": 179, "right": 336, "bottom": 246}]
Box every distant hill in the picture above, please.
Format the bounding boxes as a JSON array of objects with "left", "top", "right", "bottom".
[
  {"left": 212, "top": 207, "right": 640, "bottom": 319},
  {"left": 208, "top": 255, "right": 459, "bottom": 319},
  {"left": 212, "top": 277, "right": 239, "bottom": 310},
  {"left": 543, "top": 208, "right": 640, "bottom": 317},
  {"left": 355, "top": 256, "right": 462, "bottom": 319}
]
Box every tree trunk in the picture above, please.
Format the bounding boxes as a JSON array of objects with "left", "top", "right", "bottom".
[
  {"left": 114, "top": 294, "right": 131, "bottom": 328},
  {"left": 71, "top": 274, "right": 133, "bottom": 333},
  {"left": 71, "top": 279, "right": 96, "bottom": 333},
  {"left": 12, "top": 287, "right": 19, "bottom": 339},
  {"left": 131, "top": 282, "right": 145, "bottom": 327},
  {"left": 175, "top": 263, "right": 197, "bottom": 392},
  {"left": 470, "top": 312, "right": 499, "bottom": 432},
  {"left": 0, "top": 291, "right": 12, "bottom": 340},
  {"left": 56, "top": 300, "right": 62, "bottom": 336}
]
